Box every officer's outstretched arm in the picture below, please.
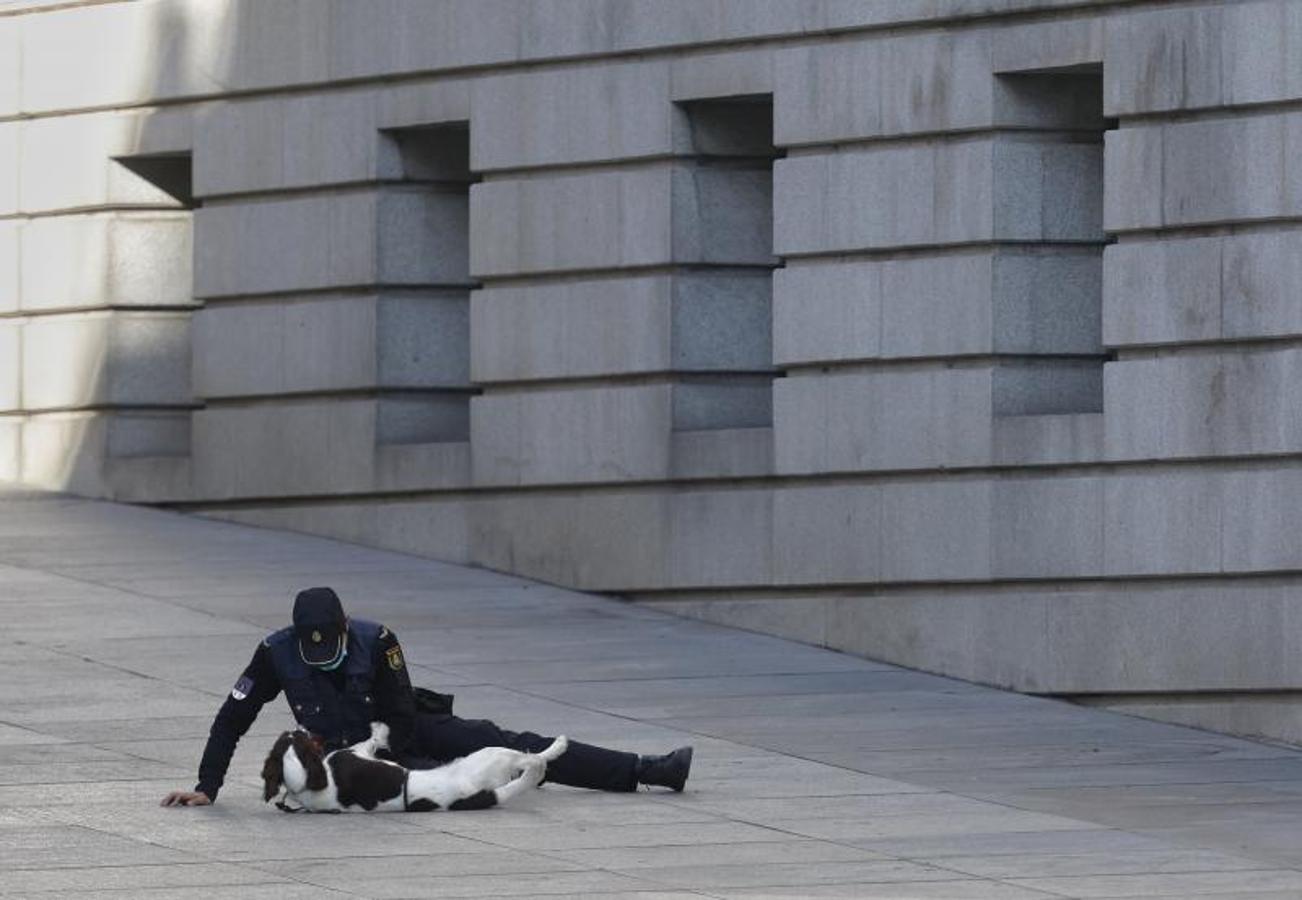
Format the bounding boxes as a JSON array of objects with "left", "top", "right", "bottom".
[{"left": 161, "top": 643, "right": 279, "bottom": 807}]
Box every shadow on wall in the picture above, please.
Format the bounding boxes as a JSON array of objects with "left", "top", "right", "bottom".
[
  {"left": 15, "top": 1, "right": 475, "bottom": 500},
  {"left": 9, "top": 0, "right": 237, "bottom": 498}
]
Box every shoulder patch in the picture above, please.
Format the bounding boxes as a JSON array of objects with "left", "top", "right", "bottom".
[
  {"left": 231, "top": 675, "right": 254, "bottom": 701},
  {"left": 385, "top": 645, "right": 404, "bottom": 671}
]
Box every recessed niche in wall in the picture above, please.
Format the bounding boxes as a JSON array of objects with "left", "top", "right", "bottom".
[
  {"left": 375, "top": 122, "right": 479, "bottom": 443},
  {"left": 991, "top": 67, "right": 1109, "bottom": 416},
  {"left": 670, "top": 95, "right": 780, "bottom": 431},
  {"left": 101, "top": 150, "right": 198, "bottom": 457}
]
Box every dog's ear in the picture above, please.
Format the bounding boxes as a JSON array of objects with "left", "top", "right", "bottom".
[
  {"left": 294, "top": 732, "right": 329, "bottom": 792},
  {"left": 261, "top": 733, "right": 291, "bottom": 803}
]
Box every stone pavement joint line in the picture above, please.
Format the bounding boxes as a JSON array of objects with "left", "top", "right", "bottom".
[{"left": 3, "top": 488, "right": 1302, "bottom": 899}]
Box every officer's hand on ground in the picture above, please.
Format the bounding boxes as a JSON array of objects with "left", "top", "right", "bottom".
[{"left": 160, "top": 790, "right": 211, "bottom": 807}]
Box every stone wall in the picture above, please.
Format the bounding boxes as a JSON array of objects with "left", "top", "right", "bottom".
[{"left": 5, "top": 0, "right": 1302, "bottom": 742}]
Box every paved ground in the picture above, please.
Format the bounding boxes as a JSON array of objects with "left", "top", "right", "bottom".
[{"left": 6, "top": 491, "right": 1302, "bottom": 898}]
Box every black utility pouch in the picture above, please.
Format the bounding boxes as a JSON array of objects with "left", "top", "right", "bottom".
[{"left": 413, "top": 686, "right": 455, "bottom": 715}]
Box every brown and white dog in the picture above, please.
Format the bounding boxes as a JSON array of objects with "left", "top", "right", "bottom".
[{"left": 261, "top": 721, "right": 567, "bottom": 812}]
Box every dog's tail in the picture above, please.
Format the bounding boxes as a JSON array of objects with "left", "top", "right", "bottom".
[
  {"left": 538, "top": 735, "right": 568, "bottom": 763},
  {"left": 485, "top": 737, "right": 570, "bottom": 806}
]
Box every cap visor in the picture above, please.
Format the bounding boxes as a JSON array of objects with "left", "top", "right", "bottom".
[{"left": 299, "top": 633, "right": 345, "bottom": 667}]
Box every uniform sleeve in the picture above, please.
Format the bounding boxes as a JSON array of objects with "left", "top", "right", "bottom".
[
  {"left": 372, "top": 626, "right": 417, "bottom": 756},
  {"left": 195, "top": 642, "right": 281, "bottom": 801}
]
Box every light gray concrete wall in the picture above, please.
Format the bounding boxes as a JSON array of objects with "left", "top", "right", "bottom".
[{"left": 7, "top": 0, "right": 1302, "bottom": 745}]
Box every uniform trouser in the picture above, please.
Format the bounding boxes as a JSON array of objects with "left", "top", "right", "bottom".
[{"left": 400, "top": 712, "right": 639, "bottom": 792}]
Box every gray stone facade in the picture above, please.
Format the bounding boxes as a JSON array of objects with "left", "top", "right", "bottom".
[{"left": 3, "top": 1, "right": 1300, "bottom": 742}]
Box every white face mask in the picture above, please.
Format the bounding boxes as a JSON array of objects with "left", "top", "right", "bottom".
[{"left": 317, "top": 645, "right": 348, "bottom": 672}]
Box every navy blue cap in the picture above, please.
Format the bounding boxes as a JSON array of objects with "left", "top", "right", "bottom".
[{"left": 293, "top": 587, "right": 346, "bottom": 667}]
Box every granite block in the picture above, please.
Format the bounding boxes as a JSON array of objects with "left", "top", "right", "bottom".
[
  {"left": 773, "top": 484, "right": 881, "bottom": 584},
  {"left": 0, "top": 221, "right": 17, "bottom": 315},
  {"left": 21, "top": 312, "right": 191, "bottom": 411},
  {"left": 671, "top": 376, "right": 772, "bottom": 431},
  {"left": 1103, "top": 237, "right": 1221, "bottom": 347},
  {"left": 470, "top": 384, "right": 671, "bottom": 486},
  {"left": 1103, "top": 126, "right": 1163, "bottom": 233},
  {"left": 1103, "top": 469, "right": 1222, "bottom": 576},
  {"left": 993, "top": 474, "right": 1104, "bottom": 578},
  {"left": 21, "top": 214, "right": 194, "bottom": 313},
  {"left": 469, "top": 166, "right": 672, "bottom": 278},
  {"left": 471, "top": 60, "right": 671, "bottom": 171},
  {"left": 470, "top": 276, "right": 672, "bottom": 383}
]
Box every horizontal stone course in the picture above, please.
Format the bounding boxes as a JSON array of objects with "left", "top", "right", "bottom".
[
  {"left": 192, "top": 398, "right": 471, "bottom": 499},
  {"left": 7, "top": 111, "right": 192, "bottom": 216},
  {"left": 777, "top": 359, "right": 1105, "bottom": 474},
  {"left": 774, "top": 136, "right": 1102, "bottom": 257},
  {"left": 778, "top": 24, "right": 1106, "bottom": 147},
  {"left": 470, "top": 167, "right": 671, "bottom": 278},
  {"left": 1164, "top": 114, "right": 1298, "bottom": 228},
  {"left": 469, "top": 489, "right": 667, "bottom": 588},
  {"left": 470, "top": 161, "right": 774, "bottom": 278},
  {"left": 196, "top": 89, "right": 382, "bottom": 197},
  {"left": 194, "top": 186, "right": 469, "bottom": 298},
  {"left": 773, "top": 367, "right": 991, "bottom": 474},
  {"left": 454, "top": 462, "right": 1302, "bottom": 592},
  {"left": 472, "top": 270, "right": 772, "bottom": 384},
  {"left": 778, "top": 31, "right": 982, "bottom": 146},
  {"left": 775, "top": 249, "right": 1101, "bottom": 366},
  {"left": 471, "top": 61, "right": 671, "bottom": 172},
  {"left": 486, "top": 463, "right": 1302, "bottom": 592},
  {"left": 992, "top": 14, "right": 1103, "bottom": 73},
  {"left": 470, "top": 384, "right": 672, "bottom": 486},
  {"left": 19, "top": 214, "right": 194, "bottom": 313},
  {"left": 828, "top": 579, "right": 1302, "bottom": 694},
  {"left": 193, "top": 81, "right": 471, "bottom": 198},
  {"left": 16, "top": 409, "right": 193, "bottom": 498},
  {"left": 1105, "top": 0, "right": 1302, "bottom": 116},
  {"left": 471, "top": 276, "right": 670, "bottom": 383},
  {"left": 194, "top": 292, "right": 469, "bottom": 400},
  {"left": 19, "top": 311, "right": 192, "bottom": 412},
  {"left": 1105, "top": 347, "right": 1302, "bottom": 461},
  {"left": 3, "top": 0, "right": 1124, "bottom": 118},
  {"left": 1105, "top": 230, "right": 1302, "bottom": 347},
  {"left": 16, "top": 0, "right": 226, "bottom": 114},
  {"left": 671, "top": 47, "right": 775, "bottom": 102},
  {"left": 1105, "top": 113, "right": 1302, "bottom": 233}
]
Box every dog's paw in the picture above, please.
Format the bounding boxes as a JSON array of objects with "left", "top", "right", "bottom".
[{"left": 369, "top": 721, "right": 390, "bottom": 747}]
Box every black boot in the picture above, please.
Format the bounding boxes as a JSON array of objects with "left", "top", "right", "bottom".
[{"left": 635, "top": 746, "right": 693, "bottom": 791}]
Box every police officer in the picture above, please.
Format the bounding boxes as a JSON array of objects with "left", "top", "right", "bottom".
[{"left": 160, "top": 586, "right": 692, "bottom": 806}]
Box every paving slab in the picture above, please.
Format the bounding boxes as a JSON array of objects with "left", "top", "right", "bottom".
[{"left": 3, "top": 488, "right": 1302, "bottom": 897}]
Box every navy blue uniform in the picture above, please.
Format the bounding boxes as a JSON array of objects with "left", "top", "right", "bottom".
[{"left": 195, "top": 620, "right": 637, "bottom": 800}]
